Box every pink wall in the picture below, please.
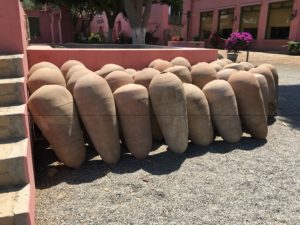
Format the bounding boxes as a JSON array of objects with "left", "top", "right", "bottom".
[
  {"left": 187, "top": 0, "right": 300, "bottom": 51},
  {"left": 26, "top": 8, "right": 73, "bottom": 44},
  {"left": 0, "top": 1, "right": 35, "bottom": 224},
  {"left": 89, "top": 4, "right": 169, "bottom": 44},
  {"left": 90, "top": 12, "right": 132, "bottom": 41},
  {"left": 27, "top": 45, "right": 217, "bottom": 70},
  {"left": 147, "top": 4, "right": 169, "bottom": 44},
  {"left": 0, "top": 0, "right": 28, "bottom": 54}
]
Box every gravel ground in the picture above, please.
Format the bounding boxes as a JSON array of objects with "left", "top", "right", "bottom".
[{"left": 34, "top": 51, "right": 300, "bottom": 225}]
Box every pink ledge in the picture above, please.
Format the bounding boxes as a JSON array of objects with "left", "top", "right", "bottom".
[{"left": 27, "top": 45, "right": 218, "bottom": 70}]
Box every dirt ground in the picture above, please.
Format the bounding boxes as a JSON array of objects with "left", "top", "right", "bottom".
[{"left": 34, "top": 51, "right": 300, "bottom": 225}]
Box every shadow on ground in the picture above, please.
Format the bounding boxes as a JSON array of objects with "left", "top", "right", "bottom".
[
  {"left": 34, "top": 136, "right": 266, "bottom": 189},
  {"left": 277, "top": 84, "right": 300, "bottom": 130}
]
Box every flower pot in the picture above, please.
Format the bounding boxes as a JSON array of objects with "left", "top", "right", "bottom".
[{"left": 227, "top": 53, "right": 238, "bottom": 62}]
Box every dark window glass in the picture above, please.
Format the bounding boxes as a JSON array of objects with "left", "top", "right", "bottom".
[
  {"left": 169, "top": 5, "right": 182, "bottom": 25},
  {"left": 199, "top": 11, "right": 213, "bottom": 39},
  {"left": 240, "top": 5, "right": 260, "bottom": 39},
  {"left": 218, "top": 8, "right": 234, "bottom": 38},
  {"left": 28, "top": 17, "right": 40, "bottom": 37},
  {"left": 266, "top": 1, "right": 293, "bottom": 39}
]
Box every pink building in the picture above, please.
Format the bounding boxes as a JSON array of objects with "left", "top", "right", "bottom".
[
  {"left": 185, "top": 0, "right": 300, "bottom": 51},
  {"left": 25, "top": 0, "right": 300, "bottom": 52},
  {"left": 26, "top": 7, "right": 73, "bottom": 44}
]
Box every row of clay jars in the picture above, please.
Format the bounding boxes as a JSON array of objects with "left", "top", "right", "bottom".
[
  {"left": 94, "top": 57, "right": 277, "bottom": 120},
  {"left": 210, "top": 59, "right": 278, "bottom": 117},
  {"left": 28, "top": 59, "right": 271, "bottom": 169}
]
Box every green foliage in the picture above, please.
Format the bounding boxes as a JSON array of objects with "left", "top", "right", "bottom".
[
  {"left": 116, "top": 32, "right": 132, "bottom": 44},
  {"left": 193, "top": 35, "right": 200, "bottom": 42},
  {"left": 22, "top": 0, "right": 40, "bottom": 10},
  {"left": 159, "top": 0, "right": 183, "bottom": 12},
  {"left": 287, "top": 41, "right": 300, "bottom": 55},
  {"left": 88, "top": 33, "right": 106, "bottom": 44}
]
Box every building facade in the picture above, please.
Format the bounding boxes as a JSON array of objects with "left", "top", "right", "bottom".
[
  {"left": 25, "top": 0, "right": 300, "bottom": 52},
  {"left": 184, "top": 0, "right": 300, "bottom": 51}
]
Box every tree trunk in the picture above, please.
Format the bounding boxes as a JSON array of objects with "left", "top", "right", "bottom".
[
  {"left": 132, "top": 27, "right": 146, "bottom": 44},
  {"left": 107, "top": 28, "right": 113, "bottom": 43},
  {"left": 124, "top": 0, "right": 152, "bottom": 45}
]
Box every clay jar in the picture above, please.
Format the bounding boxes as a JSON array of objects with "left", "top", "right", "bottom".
[
  {"left": 213, "top": 60, "right": 228, "bottom": 68},
  {"left": 260, "top": 63, "right": 279, "bottom": 115},
  {"left": 28, "top": 62, "right": 60, "bottom": 77},
  {"left": 210, "top": 62, "right": 223, "bottom": 72},
  {"left": 223, "top": 63, "right": 244, "bottom": 71},
  {"left": 74, "top": 74, "right": 120, "bottom": 164},
  {"left": 164, "top": 66, "right": 192, "bottom": 83},
  {"left": 228, "top": 71, "right": 268, "bottom": 139},
  {"left": 183, "top": 83, "right": 214, "bottom": 146},
  {"left": 27, "top": 67, "right": 65, "bottom": 94},
  {"left": 133, "top": 68, "right": 160, "bottom": 88},
  {"left": 66, "top": 65, "right": 90, "bottom": 82},
  {"left": 134, "top": 68, "right": 163, "bottom": 142},
  {"left": 28, "top": 85, "right": 86, "bottom": 168},
  {"left": 105, "top": 70, "right": 134, "bottom": 93},
  {"left": 249, "top": 65, "right": 276, "bottom": 117},
  {"left": 60, "top": 60, "right": 84, "bottom": 77},
  {"left": 217, "top": 69, "right": 237, "bottom": 81},
  {"left": 125, "top": 68, "right": 137, "bottom": 75},
  {"left": 191, "top": 62, "right": 217, "bottom": 89},
  {"left": 114, "top": 84, "right": 152, "bottom": 159},
  {"left": 254, "top": 74, "right": 269, "bottom": 118},
  {"left": 96, "top": 64, "right": 125, "bottom": 78},
  {"left": 170, "top": 57, "right": 191, "bottom": 69},
  {"left": 203, "top": 80, "right": 242, "bottom": 143},
  {"left": 67, "top": 70, "right": 93, "bottom": 95},
  {"left": 149, "top": 72, "right": 188, "bottom": 153},
  {"left": 239, "top": 62, "right": 254, "bottom": 71},
  {"left": 149, "top": 59, "right": 173, "bottom": 72}
]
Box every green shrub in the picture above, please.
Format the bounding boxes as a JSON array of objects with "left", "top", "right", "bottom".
[
  {"left": 193, "top": 35, "right": 200, "bottom": 41},
  {"left": 88, "top": 33, "right": 106, "bottom": 44},
  {"left": 287, "top": 41, "right": 300, "bottom": 55}
]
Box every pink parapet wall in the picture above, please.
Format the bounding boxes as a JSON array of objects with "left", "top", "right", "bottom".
[
  {"left": 27, "top": 45, "right": 218, "bottom": 70},
  {"left": 0, "top": 0, "right": 28, "bottom": 54}
]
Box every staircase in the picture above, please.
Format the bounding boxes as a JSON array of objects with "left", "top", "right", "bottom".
[{"left": 0, "top": 55, "right": 35, "bottom": 225}]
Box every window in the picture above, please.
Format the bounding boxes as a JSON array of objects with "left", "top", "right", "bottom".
[
  {"left": 200, "top": 11, "right": 213, "bottom": 39},
  {"left": 218, "top": 8, "right": 234, "bottom": 38},
  {"left": 28, "top": 17, "right": 40, "bottom": 38},
  {"left": 266, "top": 1, "right": 293, "bottom": 39},
  {"left": 240, "top": 5, "right": 260, "bottom": 39},
  {"left": 168, "top": 4, "right": 182, "bottom": 25}
]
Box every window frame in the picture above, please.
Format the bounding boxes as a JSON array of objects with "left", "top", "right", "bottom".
[
  {"left": 28, "top": 16, "right": 41, "bottom": 38},
  {"left": 265, "top": 1, "right": 293, "bottom": 40},
  {"left": 217, "top": 8, "right": 235, "bottom": 39},
  {"left": 199, "top": 11, "right": 213, "bottom": 40},
  {"left": 239, "top": 4, "right": 261, "bottom": 39}
]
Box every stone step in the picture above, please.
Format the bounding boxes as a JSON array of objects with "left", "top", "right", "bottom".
[
  {"left": 0, "top": 104, "right": 28, "bottom": 141},
  {"left": 0, "top": 184, "right": 33, "bottom": 225},
  {"left": 0, "top": 138, "right": 29, "bottom": 186},
  {"left": 0, "top": 54, "right": 24, "bottom": 79},
  {"left": 0, "top": 77, "right": 25, "bottom": 107}
]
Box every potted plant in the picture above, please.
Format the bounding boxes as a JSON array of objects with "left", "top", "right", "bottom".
[
  {"left": 208, "top": 32, "right": 225, "bottom": 49},
  {"left": 225, "top": 32, "right": 253, "bottom": 62}
]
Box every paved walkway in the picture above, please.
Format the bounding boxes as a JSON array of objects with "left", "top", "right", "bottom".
[{"left": 35, "top": 51, "right": 300, "bottom": 225}]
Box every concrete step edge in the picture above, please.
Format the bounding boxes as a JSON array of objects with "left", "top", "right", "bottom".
[
  {"left": 0, "top": 104, "right": 28, "bottom": 141},
  {"left": 0, "top": 138, "right": 29, "bottom": 186},
  {"left": 0, "top": 184, "right": 32, "bottom": 225},
  {"left": 0, "top": 54, "right": 24, "bottom": 79},
  {"left": 0, "top": 78, "right": 25, "bottom": 107}
]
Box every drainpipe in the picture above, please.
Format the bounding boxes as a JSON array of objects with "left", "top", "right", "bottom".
[
  {"left": 58, "top": 9, "right": 63, "bottom": 44},
  {"left": 186, "top": 11, "right": 191, "bottom": 40},
  {"left": 50, "top": 11, "right": 55, "bottom": 43}
]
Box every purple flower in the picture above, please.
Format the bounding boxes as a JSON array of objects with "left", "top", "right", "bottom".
[{"left": 225, "top": 32, "right": 253, "bottom": 53}]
